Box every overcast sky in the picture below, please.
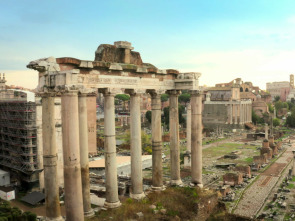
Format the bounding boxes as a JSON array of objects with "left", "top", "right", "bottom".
[{"left": 1, "top": 0, "right": 295, "bottom": 89}]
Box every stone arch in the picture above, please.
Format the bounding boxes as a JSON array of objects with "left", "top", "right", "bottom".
[
  {"left": 240, "top": 87, "right": 243, "bottom": 92},
  {"left": 245, "top": 88, "right": 249, "bottom": 92}
]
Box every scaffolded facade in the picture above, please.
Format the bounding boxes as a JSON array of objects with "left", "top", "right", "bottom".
[{"left": 0, "top": 99, "right": 40, "bottom": 183}]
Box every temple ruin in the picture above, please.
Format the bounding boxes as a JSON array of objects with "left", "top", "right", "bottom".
[{"left": 27, "top": 41, "right": 203, "bottom": 220}]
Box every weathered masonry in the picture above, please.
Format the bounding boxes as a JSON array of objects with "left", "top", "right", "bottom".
[{"left": 28, "top": 41, "right": 203, "bottom": 221}]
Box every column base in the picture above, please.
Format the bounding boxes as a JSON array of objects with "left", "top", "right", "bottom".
[
  {"left": 45, "top": 217, "right": 64, "bottom": 221},
  {"left": 170, "top": 179, "right": 183, "bottom": 186},
  {"left": 84, "top": 209, "right": 95, "bottom": 218},
  {"left": 151, "top": 185, "right": 165, "bottom": 191},
  {"left": 104, "top": 201, "right": 121, "bottom": 209},
  {"left": 190, "top": 183, "right": 203, "bottom": 188},
  {"left": 130, "top": 192, "right": 146, "bottom": 200}
]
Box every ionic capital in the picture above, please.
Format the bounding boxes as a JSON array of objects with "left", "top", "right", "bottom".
[
  {"left": 125, "top": 89, "right": 146, "bottom": 96},
  {"left": 166, "top": 90, "right": 181, "bottom": 96},
  {"left": 147, "top": 89, "right": 166, "bottom": 98},
  {"left": 189, "top": 90, "right": 202, "bottom": 97},
  {"left": 98, "top": 88, "right": 122, "bottom": 97}
]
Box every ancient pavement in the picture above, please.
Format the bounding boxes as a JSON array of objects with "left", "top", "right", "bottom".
[{"left": 233, "top": 140, "right": 293, "bottom": 218}]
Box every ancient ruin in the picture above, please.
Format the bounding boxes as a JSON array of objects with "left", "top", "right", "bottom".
[{"left": 27, "top": 41, "right": 203, "bottom": 220}]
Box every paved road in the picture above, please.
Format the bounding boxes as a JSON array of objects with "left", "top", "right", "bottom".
[{"left": 233, "top": 140, "right": 293, "bottom": 218}]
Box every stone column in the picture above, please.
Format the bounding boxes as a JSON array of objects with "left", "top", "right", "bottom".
[
  {"left": 234, "top": 104, "right": 238, "bottom": 124},
  {"left": 149, "top": 91, "right": 164, "bottom": 190},
  {"left": 78, "top": 94, "right": 94, "bottom": 217},
  {"left": 190, "top": 90, "right": 203, "bottom": 187},
  {"left": 61, "top": 91, "right": 84, "bottom": 221},
  {"left": 265, "top": 124, "right": 269, "bottom": 140},
  {"left": 42, "top": 95, "right": 63, "bottom": 221},
  {"left": 128, "top": 90, "right": 145, "bottom": 199},
  {"left": 239, "top": 104, "right": 243, "bottom": 124},
  {"left": 229, "top": 104, "right": 233, "bottom": 124},
  {"left": 168, "top": 90, "right": 182, "bottom": 185},
  {"left": 101, "top": 89, "right": 121, "bottom": 208},
  {"left": 186, "top": 103, "right": 191, "bottom": 152}
]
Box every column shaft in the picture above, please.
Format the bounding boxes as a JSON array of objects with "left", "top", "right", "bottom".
[
  {"left": 151, "top": 93, "right": 163, "bottom": 189},
  {"left": 42, "top": 96, "right": 63, "bottom": 221},
  {"left": 78, "top": 94, "right": 94, "bottom": 217},
  {"left": 229, "top": 104, "right": 233, "bottom": 124},
  {"left": 191, "top": 91, "right": 203, "bottom": 186},
  {"left": 130, "top": 93, "right": 145, "bottom": 199},
  {"left": 186, "top": 103, "right": 191, "bottom": 152},
  {"left": 234, "top": 104, "right": 238, "bottom": 124},
  {"left": 169, "top": 90, "right": 182, "bottom": 185},
  {"left": 61, "top": 92, "right": 84, "bottom": 221},
  {"left": 103, "top": 92, "right": 121, "bottom": 207}
]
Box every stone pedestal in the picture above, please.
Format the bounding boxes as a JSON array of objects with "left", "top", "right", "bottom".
[
  {"left": 190, "top": 91, "right": 203, "bottom": 187},
  {"left": 168, "top": 90, "right": 182, "bottom": 185},
  {"left": 61, "top": 91, "right": 84, "bottom": 221},
  {"left": 102, "top": 90, "right": 121, "bottom": 208},
  {"left": 78, "top": 94, "right": 94, "bottom": 217},
  {"left": 150, "top": 92, "right": 164, "bottom": 190},
  {"left": 129, "top": 91, "right": 145, "bottom": 199},
  {"left": 42, "top": 95, "right": 63, "bottom": 221}
]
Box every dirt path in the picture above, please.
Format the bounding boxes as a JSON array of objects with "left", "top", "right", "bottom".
[{"left": 233, "top": 140, "right": 293, "bottom": 218}]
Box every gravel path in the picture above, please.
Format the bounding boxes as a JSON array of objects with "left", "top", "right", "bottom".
[{"left": 234, "top": 142, "right": 293, "bottom": 218}]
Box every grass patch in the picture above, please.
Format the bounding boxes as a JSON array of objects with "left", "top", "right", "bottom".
[
  {"left": 92, "top": 187, "right": 217, "bottom": 221},
  {"left": 287, "top": 183, "right": 295, "bottom": 189},
  {"left": 244, "top": 157, "right": 253, "bottom": 163}
]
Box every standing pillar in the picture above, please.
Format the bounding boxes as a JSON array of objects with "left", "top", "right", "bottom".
[
  {"left": 42, "top": 95, "right": 63, "bottom": 221},
  {"left": 229, "top": 104, "right": 233, "bottom": 124},
  {"left": 149, "top": 91, "right": 164, "bottom": 190},
  {"left": 235, "top": 104, "right": 238, "bottom": 124},
  {"left": 78, "top": 94, "right": 94, "bottom": 217},
  {"left": 186, "top": 103, "right": 192, "bottom": 152},
  {"left": 168, "top": 90, "right": 182, "bottom": 185},
  {"left": 128, "top": 90, "right": 145, "bottom": 199},
  {"left": 190, "top": 90, "right": 203, "bottom": 187},
  {"left": 101, "top": 89, "right": 121, "bottom": 208},
  {"left": 61, "top": 91, "right": 84, "bottom": 221},
  {"left": 292, "top": 151, "right": 295, "bottom": 176},
  {"left": 265, "top": 124, "right": 269, "bottom": 140}
]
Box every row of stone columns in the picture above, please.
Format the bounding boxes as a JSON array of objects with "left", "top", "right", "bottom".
[
  {"left": 42, "top": 91, "right": 94, "bottom": 221},
  {"left": 228, "top": 103, "right": 252, "bottom": 125},
  {"left": 42, "top": 88, "right": 203, "bottom": 219}
]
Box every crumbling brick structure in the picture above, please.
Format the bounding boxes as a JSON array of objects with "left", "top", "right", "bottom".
[
  {"left": 223, "top": 172, "right": 243, "bottom": 186},
  {"left": 234, "top": 164, "right": 251, "bottom": 178},
  {"left": 260, "top": 139, "right": 273, "bottom": 160},
  {"left": 253, "top": 153, "right": 268, "bottom": 164}
]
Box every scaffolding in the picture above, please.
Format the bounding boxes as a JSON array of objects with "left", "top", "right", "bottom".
[{"left": 0, "top": 100, "right": 40, "bottom": 182}]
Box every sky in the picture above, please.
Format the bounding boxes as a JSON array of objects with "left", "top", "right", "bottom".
[{"left": 1, "top": 0, "right": 295, "bottom": 90}]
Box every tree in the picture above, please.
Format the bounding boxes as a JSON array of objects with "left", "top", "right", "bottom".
[
  {"left": 267, "top": 103, "right": 274, "bottom": 113},
  {"left": 274, "top": 96, "right": 280, "bottom": 102},
  {"left": 161, "top": 94, "right": 169, "bottom": 102},
  {"left": 286, "top": 108, "right": 295, "bottom": 127},
  {"left": 252, "top": 110, "right": 264, "bottom": 124},
  {"left": 145, "top": 111, "right": 152, "bottom": 124},
  {"left": 273, "top": 118, "right": 280, "bottom": 127},
  {"left": 178, "top": 93, "right": 191, "bottom": 104},
  {"left": 287, "top": 101, "right": 295, "bottom": 111},
  {"left": 115, "top": 94, "right": 130, "bottom": 110}
]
